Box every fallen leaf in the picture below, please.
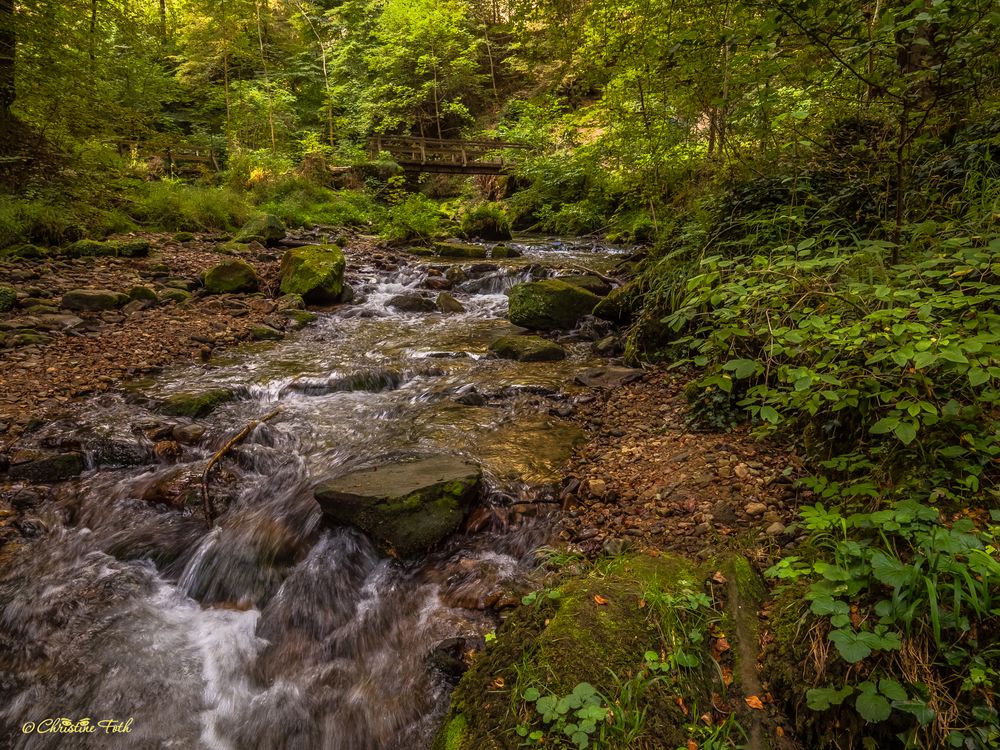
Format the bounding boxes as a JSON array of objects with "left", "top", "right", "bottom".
[
  {"left": 687, "top": 740, "right": 698, "bottom": 750},
  {"left": 712, "top": 637, "right": 731, "bottom": 658},
  {"left": 776, "top": 726, "right": 785, "bottom": 737},
  {"left": 638, "top": 598, "right": 647, "bottom": 608},
  {"left": 712, "top": 571, "right": 728, "bottom": 584},
  {"left": 745, "top": 695, "right": 764, "bottom": 710},
  {"left": 699, "top": 712, "right": 713, "bottom": 725},
  {"left": 673, "top": 695, "right": 689, "bottom": 716},
  {"left": 490, "top": 677, "right": 505, "bottom": 689},
  {"left": 721, "top": 666, "right": 734, "bottom": 687},
  {"left": 593, "top": 594, "right": 609, "bottom": 605}
]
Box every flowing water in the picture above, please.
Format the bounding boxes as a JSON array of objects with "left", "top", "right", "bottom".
[{"left": 0, "top": 237, "right": 629, "bottom": 750}]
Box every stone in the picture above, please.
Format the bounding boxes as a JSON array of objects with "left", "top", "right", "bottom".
[
  {"left": 387, "top": 293, "right": 436, "bottom": 313},
  {"left": 283, "top": 309, "right": 318, "bottom": 329},
  {"left": 436, "top": 292, "right": 465, "bottom": 314},
  {"left": 89, "top": 437, "right": 152, "bottom": 467},
  {"left": 64, "top": 239, "right": 151, "bottom": 258},
  {"left": 488, "top": 335, "right": 566, "bottom": 362},
  {"left": 0, "top": 244, "right": 46, "bottom": 259},
  {"left": 588, "top": 478, "right": 607, "bottom": 497},
  {"left": 251, "top": 324, "right": 284, "bottom": 341},
  {"left": 0, "top": 285, "right": 15, "bottom": 313},
  {"left": 593, "top": 336, "right": 623, "bottom": 357},
  {"left": 173, "top": 232, "right": 195, "bottom": 243},
  {"left": 507, "top": 279, "right": 600, "bottom": 331},
  {"left": 766, "top": 521, "right": 786, "bottom": 536},
  {"left": 203, "top": 259, "right": 259, "bottom": 294},
  {"left": 172, "top": 424, "right": 206, "bottom": 444},
  {"left": 276, "top": 293, "right": 305, "bottom": 311},
  {"left": 592, "top": 283, "right": 636, "bottom": 324},
  {"left": 61, "top": 289, "right": 128, "bottom": 311},
  {"left": 158, "top": 288, "right": 191, "bottom": 303},
  {"left": 430, "top": 241, "right": 488, "bottom": 259},
  {"left": 315, "top": 455, "right": 482, "bottom": 557},
  {"left": 744, "top": 502, "right": 768, "bottom": 517},
  {"left": 128, "top": 285, "right": 159, "bottom": 302},
  {"left": 235, "top": 214, "right": 286, "bottom": 245},
  {"left": 556, "top": 274, "right": 612, "bottom": 296},
  {"left": 278, "top": 245, "right": 346, "bottom": 304},
  {"left": 490, "top": 245, "right": 522, "bottom": 259},
  {"left": 8, "top": 452, "right": 84, "bottom": 483},
  {"left": 160, "top": 388, "right": 236, "bottom": 418},
  {"left": 574, "top": 366, "right": 644, "bottom": 388}
]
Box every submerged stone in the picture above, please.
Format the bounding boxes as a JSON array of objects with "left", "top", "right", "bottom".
[
  {"left": 159, "top": 388, "right": 236, "bottom": 418},
  {"left": 315, "top": 455, "right": 482, "bottom": 557},
  {"left": 488, "top": 334, "right": 566, "bottom": 362},
  {"left": 8, "top": 451, "right": 85, "bottom": 482}
]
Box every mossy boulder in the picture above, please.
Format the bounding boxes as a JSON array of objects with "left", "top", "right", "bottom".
[
  {"left": 433, "top": 554, "right": 704, "bottom": 750},
  {"left": 61, "top": 289, "right": 129, "bottom": 311},
  {"left": 431, "top": 241, "right": 488, "bottom": 259},
  {"left": 282, "top": 309, "right": 318, "bottom": 329},
  {"left": 65, "top": 239, "right": 151, "bottom": 257},
  {"left": 128, "top": 286, "right": 159, "bottom": 303},
  {"left": 507, "top": 279, "right": 600, "bottom": 331},
  {"left": 173, "top": 232, "right": 195, "bottom": 243},
  {"left": 235, "top": 214, "right": 286, "bottom": 245},
  {"left": 593, "top": 282, "right": 638, "bottom": 324},
  {"left": 0, "top": 285, "right": 15, "bottom": 313},
  {"left": 557, "top": 274, "right": 612, "bottom": 297},
  {"left": 489, "top": 335, "right": 566, "bottom": 362},
  {"left": 158, "top": 288, "right": 191, "bottom": 304},
  {"left": 251, "top": 324, "right": 284, "bottom": 341},
  {"left": 278, "top": 245, "right": 346, "bottom": 304},
  {"left": 0, "top": 244, "right": 47, "bottom": 259},
  {"left": 160, "top": 388, "right": 236, "bottom": 418},
  {"left": 490, "top": 244, "right": 522, "bottom": 259},
  {"left": 315, "top": 455, "right": 481, "bottom": 557},
  {"left": 203, "top": 259, "right": 259, "bottom": 294},
  {"left": 8, "top": 452, "right": 85, "bottom": 483},
  {"left": 436, "top": 292, "right": 465, "bottom": 314}
]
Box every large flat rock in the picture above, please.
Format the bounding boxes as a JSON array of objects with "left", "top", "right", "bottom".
[{"left": 315, "top": 455, "right": 482, "bottom": 557}]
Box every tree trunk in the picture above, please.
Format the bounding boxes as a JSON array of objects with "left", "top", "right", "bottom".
[
  {"left": 0, "top": 0, "right": 14, "bottom": 123},
  {"left": 159, "top": 0, "right": 167, "bottom": 42}
]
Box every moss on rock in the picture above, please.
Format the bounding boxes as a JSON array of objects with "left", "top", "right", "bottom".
[
  {"left": 278, "top": 245, "right": 346, "bottom": 304},
  {"left": 160, "top": 388, "right": 236, "bottom": 418},
  {"left": 488, "top": 334, "right": 566, "bottom": 362},
  {"left": 0, "top": 285, "right": 15, "bottom": 312},
  {"left": 203, "top": 259, "right": 259, "bottom": 294},
  {"left": 507, "top": 279, "right": 600, "bottom": 331},
  {"left": 235, "top": 213, "right": 286, "bottom": 245}
]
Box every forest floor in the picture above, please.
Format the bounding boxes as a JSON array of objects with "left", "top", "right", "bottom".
[{"left": 558, "top": 370, "right": 807, "bottom": 562}]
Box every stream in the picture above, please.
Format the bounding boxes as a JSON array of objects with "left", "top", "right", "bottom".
[{"left": 0, "top": 237, "right": 628, "bottom": 750}]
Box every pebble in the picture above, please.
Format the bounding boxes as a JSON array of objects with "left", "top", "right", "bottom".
[
  {"left": 745, "top": 502, "right": 768, "bottom": 516},
  {"left": 766, "top": 521, "right": 787, "bottom": 536}
]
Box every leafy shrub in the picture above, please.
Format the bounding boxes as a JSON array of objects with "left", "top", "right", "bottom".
[
  {"left": 379, "top": 193, "right": 448, "bottom": 243},
  {"left": 459, "top": 201, "right": 511, "bottom": 239},
  {"left": 131, "top": 181, "right": 251, "bottom": 231},
  {"left": 0, "top": 197, "right": 84, "bottom": 247},
  {"left": 256, "top": 180, "right": 380, "bottom": 229},
  {"left": 225, "top": 148, "right": 296, "bottom": 190}
]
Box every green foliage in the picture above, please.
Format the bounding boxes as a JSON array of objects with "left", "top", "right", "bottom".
[
  {"left": 256, "top": 180, "right": 380, "bottom": 229},
  {"left": 0, "top": 197, "right": 83, "bottom": 248},
  {"left": 380, "top": 193, "right": 449, "bottom": 243},
  {"left": 766, "top": 500, "right": 1000, "bottom": 746},
  {"left": 518, "top": 682, "right": 610, "bottom": 749},
  {"left": 130, "top": 182, "right": 251, "bottom": 232}
]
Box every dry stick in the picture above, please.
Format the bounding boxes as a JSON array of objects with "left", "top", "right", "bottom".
[
  {"left": 565, "top": 263, "right": 619, "bottom": 286},
  {"left": 201, "top": 407, "right": 282, "bottom": 528}
]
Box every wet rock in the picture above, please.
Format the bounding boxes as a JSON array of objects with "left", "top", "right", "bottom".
[
  {"left": 490, "top": 244, "right": 522, "bottom": 259},
  {"left": 8, "top": 451, "right": 84, "bottom": 482},
  {"left": 593, "top": 336, "right": 623, "bottom": 357},
  {"left": 276, "top": 293, "right": 305, "bottom": 311},
  {"left": 61, "top": 289, "right": 128, "bottom": 311},
  {"left": 430, "top": 241, "right": 488, "bottom": 259},
  {"left": 387, "top": 293, "right": 436, "bottom": 314},
  {"left": 507, "top": 279, "right": 600, "bottom": 331},
  {"left": 592, "top": 283, "right": 636, "bottom": 324},
  {"left": 556, "top": 274, "right": 612, "bottom": 296},
  {"left": 286, "top": 368, "right": 403, "bottom": 396},
  {"left": 282, "top": 309, "right": 318, "bottom": 329},
  {"left": 251, "top": 324, "right": 284, "bottom": 341},
  {"left": 160, "top": 388, "right": 236, "bottom": 418},
  {"left": 0, "top": 285, "right": 15, "bottom": 313},
  {"left": 488, "top": 335, "right": 566, "bottom": 362},
  {"left": 89, "top": 436, "right": 152, "bottom": 467},
  {"left": 315, "top": 455, "right": 482, "bottom": 557},
  {"left": 172, "top": 424, "right": 207, "bottom": 444},
  {"left": 574, "top": 366, "right": 643, "bottom": 389},
  {"left": 454, "top": 387, "right": 487, "bottom": 406},
  {"left": 235, "top": 213, "right": 286, "bottom": 245},
  {"left": 203, "top": 259, "right": 259, "bottom": 294},
  {"left": 10, "top": 487, "right": 43, "bottom": 510},
  {"left": 427, "top": 636, "right": 474, "bottom": 683},
  {"left": 279, "top": 245, "right": 346, "bottom": 304},
  {"left": 434, "top": 292, "right": 465, "bottom": 314}
]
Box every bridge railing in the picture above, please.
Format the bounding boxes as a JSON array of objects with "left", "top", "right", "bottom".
[{"left": 368, "top": 135, "right": 532, "bottom": 169}]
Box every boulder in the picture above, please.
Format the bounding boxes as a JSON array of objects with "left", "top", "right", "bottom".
[
  {"left": 8, "top": 452, "right": 84, "bottom": 482},
  {"left": 507, "top": 279, "right": 600, "bottom": 331},
  {"left": 315, "top": 455, "right": 482, "bottom": 556},
  {"left": 489, "top": 335, "right": 566, "bottom": 362},
  {"left": 491, "top": 245, "right": 522, "bottom": 259},
  {"left": 0, "top": 285, "right": 15, "bottom": 313},
  {"left": 436, "top": 292, "right": 465, "bottom": 314},
  {"left": 0, "top": 244, "right": 46, "bottom": 259},
  {"left": 61, "top": 289, "right": 129, "bottom": 311},
  {"left": 203, "top": 259, "right": 259, "bottom": 294},
  {"left": 557, "top": 274, "right": 612, "bottom": 296},
  {"left": 251, "top": 324, "right": 284, "bottom": 341},
  {"left": 278, "top": 245, "right": 346, "bottom": 304},
  {"left": 592, "top": 283, "right": 636, "bottom": 324},
  {"left": 431, "top": 241, "right": 488, "bottom": 259},
  {"left": 128, "top": 285, "right": 159, "bottom": 302},
  {"left": 158, "top": 288, "right": 191, "bottom": 304},
  {"left": 388, "top": 293, "right": 436, "bottom": 313},
  {"left": 235, "top": 214, "right": 286, "bottom": 245},
  {"left": 160, "top": 388, "right": 236, "bottom": 418}
]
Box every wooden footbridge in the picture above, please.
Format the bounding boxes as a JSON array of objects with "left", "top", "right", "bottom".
[{"left": 369, "top": 135, "right": 532, "bottom": 175}]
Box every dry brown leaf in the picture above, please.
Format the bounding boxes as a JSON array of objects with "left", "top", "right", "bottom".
[
  {"left": 490, "top": 677, "right": 505, "bottom": 689},
  {"left": 713, "top": 637, "right": 731, "bottom": 657},
  {"left": 593, "top": 594, "right": 609, "bottom": 606},
  {"left": 673, "top": 695, "right": 689, "bottom": 716},
  {"left": 699, "top": 712, "right": 713, "bottom": 726},
  {"left": 687, "top": 740, "right": 698, "bottom": 750},
  {"left": 721, "top": 666, "right": 734, "bottom": 687},
  {"left": 712, "top": 570, "right": 728, "bottom": 584},
  {"left": 638, "top": 598, "right": 647, "bottom": 608},
  {"left": 745, "top": 695, "right": 764, "bottom": 710}
]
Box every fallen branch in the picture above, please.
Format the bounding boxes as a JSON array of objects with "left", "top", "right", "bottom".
[
  {"left": 564, "top": 263, "right": 619, "bottom": 286},
  {"left": 201, "top": 407, "right": 282, "bottom": 528}
]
